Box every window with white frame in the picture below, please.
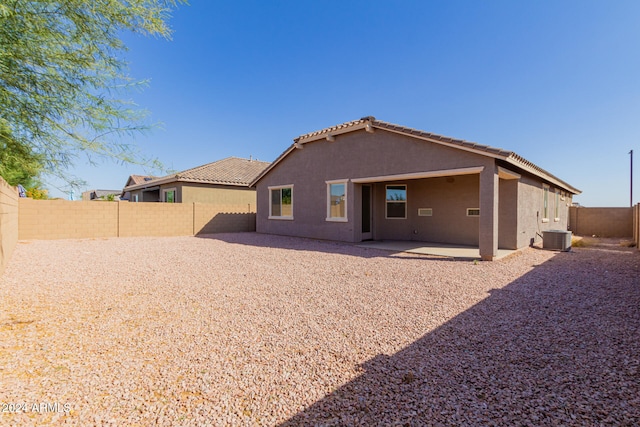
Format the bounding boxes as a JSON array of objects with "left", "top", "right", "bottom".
[
  {"left": 542, "top": 185, "right": 549, "bottom": 222},
  {"left": 386, "top": 184, "right": 407, "bottom": 219},
  {"left": 269, "top": 185, "right": 293, "bottom": 219},
  {"left": 554, "top": 189, "right": 560, "bottom": 221},
  {"left": 162, "top": 188, "right": 176, "bottom": 203},
  {"left": 326, "top": 180, "right": 347, "bottom": 221}
]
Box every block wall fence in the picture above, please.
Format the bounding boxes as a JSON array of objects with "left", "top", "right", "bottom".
[
  {"left": 18, "top": 199, "right": 256, "bottom": 240},
  {"left": 568, "top": 206, "right": 635, "bottom": 238},
  {"left": 0, "top": 177, "right": 19, "bottom": 275}
]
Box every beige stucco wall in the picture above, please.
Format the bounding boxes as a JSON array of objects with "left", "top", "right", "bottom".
[
  {"left": 372, "top": 175, "right": 480, "bottom": 245},
  {"left": 128, "top": 183, "right": 256, "bottom": 206},
  {"left": 0, "top": 177, "right": 18, "bottom": 274},
  {"left": 180, "top": 183, "right": 256, "bottom": 205},
  {"left": 256, "top": 128, "right": 495, "bottom": 243},
  {"left": 516, "top": 175, "right": 573, "bottom": 248},
  {"left": 498, "top": 178, "right": 519, "bottom": 249},
  {"left": 18, "top": 200, "right": 255, "bottom": 240}
]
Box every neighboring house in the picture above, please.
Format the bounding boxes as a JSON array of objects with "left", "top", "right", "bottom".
[
  {"left": 251, "top": 117, "right": 581, "bottom": 260},
  {"left": 123, "top": 157, "right": 270, "bottom": 205},
  {"left": 120, "top": 175, "right": 156, "bottom": 201},
  {"left": 81, "top": 189, "right": 122, "bottom": 201}
]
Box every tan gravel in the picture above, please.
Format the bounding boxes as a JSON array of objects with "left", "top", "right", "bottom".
[{"left": 0, "top": 233, "right": 638, "bottom": 426}]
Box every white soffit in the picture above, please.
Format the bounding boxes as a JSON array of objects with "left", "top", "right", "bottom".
[{"left": 351, "top": 166, "right": 485, "bottom": 183}]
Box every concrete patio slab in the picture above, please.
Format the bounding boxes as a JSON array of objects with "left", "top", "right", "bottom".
[{"left": 356, "top": 240, "right": 517, "bottom": 260}]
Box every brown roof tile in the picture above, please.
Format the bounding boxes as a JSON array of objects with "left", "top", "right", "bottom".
[
  {"left": 128, "top": 175, "right": 156, "bottom": 185},
  {"left": 174, "top": 157, "right": 270, "bottom": 185},
  {"left": 125, "top": 157, "right": 270, "bottom": 191}
]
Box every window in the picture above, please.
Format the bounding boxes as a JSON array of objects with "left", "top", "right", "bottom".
[
  {"left": 542, "top": 185, "right": 549, "bottom": 222},
  {"left": 466, "top": 208, "right": 480, "bottom": 217},
  {"left": 554, "top": 190, "right": 560, "bottom": 221},
  {"left": 326, "top": 180, "right": 347, "bottom": 222},
  {"left": 132, "top": 194, "right": 139, "bottom": 202},
  {"left": 162, "top": 188, "right": 176, "bottom": 203},
  {"left": 269, "top": 185, "right": 293, "bottom": 219},
  {"left": 386, "top": 185, "right": 407, "bottom": 219}
]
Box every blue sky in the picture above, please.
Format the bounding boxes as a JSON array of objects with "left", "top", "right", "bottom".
[{"left": 48, "top": 0, "right": 640, "bottom": 206}]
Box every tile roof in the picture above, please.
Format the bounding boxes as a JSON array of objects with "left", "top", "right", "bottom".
[
  {"left": 124, "top": 157, "right": 271, "bottom": 191},
  {"left": 254, "top": 117, "right": 580, "bottom": 194},
  {"left": 128, "top": 175, "right": 156, "bottom": 185},
  {"left": 174, "top": 157, "right": 271, "bottom": 185}
]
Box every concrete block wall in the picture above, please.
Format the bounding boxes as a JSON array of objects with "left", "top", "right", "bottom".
[
  {"left": 568, "top": 206, "right": 633, "bottom": 237},
  {"left": 0, "top": 177, "right": 18, "bottom": 274},
  {"left": 19, "top": 199, "right": 118, "bottom": 240},
  {"left": 119, "top": 202, "right": 193, "bottom": 237},
  {"left": 634, "top": 204, "right": 640, "bottom": 249},
  {"left": 195, "top": 203, "right": 256, "bottom": 234},
  {"left": 17, "top": 200, "right": 256, "bottom": 240}
]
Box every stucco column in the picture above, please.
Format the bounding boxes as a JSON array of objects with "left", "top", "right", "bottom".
[{"left": 479, "top": 164, "right": 499, "bottom": 261}]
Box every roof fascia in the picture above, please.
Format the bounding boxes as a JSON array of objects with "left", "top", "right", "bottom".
[
  {"left": 379, "top": 124, "right": 581, "bottom": 194},
  {"left": 505, "top": 156, "right": 581, "bottom": 195},
  {"left": 123, "top": 175, "right": 178, "bottom": 191},
  {"left": 250, "top": 119, "right": 581, "bottom": 195},
  {"left": 295, "top": 122, "right": 369, "bottom": 145},
  {"left": 125, "top": 176, "right": 252, "bottom": 191}
]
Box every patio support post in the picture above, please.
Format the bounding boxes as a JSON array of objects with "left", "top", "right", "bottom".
[{"left": 479, "top": 164, "right": 499, "bottom": 261}]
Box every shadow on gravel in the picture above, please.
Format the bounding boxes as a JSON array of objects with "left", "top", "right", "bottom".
[
  {"left": 279, "top": 249, "right": 640, "bottom": 426},
  {"left": 197, "top": 232, "right": 471, "bottom": 262}
]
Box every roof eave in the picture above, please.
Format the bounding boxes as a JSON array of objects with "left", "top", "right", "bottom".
[
  {"left": 505, "top": 156, "right": 581, "bottom": 195},
  {"left": 123, "top": 175, "right": 179, "bottom": 191},
  {"left": 251, "top": 118, "right": 581, "bottom": 195},
  {"left": 124, "top": 175, "right": 253, "bottom": 191}
]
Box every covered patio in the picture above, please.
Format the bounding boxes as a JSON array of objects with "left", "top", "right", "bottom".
[{"left": 356, "top": 239, "right": 517, "bottom": 260}]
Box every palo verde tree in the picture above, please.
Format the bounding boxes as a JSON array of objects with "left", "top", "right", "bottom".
[
  {"left": 0, "top": 0, "right": 186, "bottom": 189},
  {"left": 0, "top": 118, "right": 43, "bottom": 188}
]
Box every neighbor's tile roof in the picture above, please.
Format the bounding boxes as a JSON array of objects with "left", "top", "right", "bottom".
[
  {"left": 254, "top": 116, "right": 580, "bottom": 194},
  {"left": 124, "top": 157, "right": 271, "bottom": 191},
  {"left": 174, "top": 157, "right": 271, "bottom": 185},
  {"left": 128, "top": 175, "right": 156, "bottom": 185}
]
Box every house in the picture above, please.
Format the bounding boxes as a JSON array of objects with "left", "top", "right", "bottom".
[
  {"left": 251, "top": 117, "right": 581, "bottom": 260},
  {"left": 123, "top": 157, "right": 270, "bottom": 205},
  {"left": 81, "top": 189, "right": 122, "bottom": 201},
  {"left": 120, "top": 175, "right": 156, "bottom": 201}
]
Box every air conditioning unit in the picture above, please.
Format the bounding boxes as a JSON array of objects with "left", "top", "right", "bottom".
[{"left": 543, "top": 230, "right": 572, "bottom": 251}]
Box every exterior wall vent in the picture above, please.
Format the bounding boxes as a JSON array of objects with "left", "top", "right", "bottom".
[
  {"left": 543, "top": 230, "right": 572, "bottom": 251},
  {"left": 418, "top": 208, "right": 433, "bottom": 216}
]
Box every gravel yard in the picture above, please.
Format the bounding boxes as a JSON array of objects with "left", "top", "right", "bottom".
[{"left": 1, "top": 233, "right": 639, "bottom": 426}]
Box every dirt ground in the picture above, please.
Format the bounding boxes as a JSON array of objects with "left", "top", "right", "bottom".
[{"left": 1, "top": 234, "right": 639, "bottom": 426}]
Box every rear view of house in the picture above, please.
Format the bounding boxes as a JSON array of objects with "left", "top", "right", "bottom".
[{"left": 251, "top": 117, "right": 580, "bottom": 260}]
